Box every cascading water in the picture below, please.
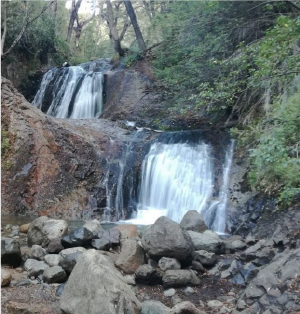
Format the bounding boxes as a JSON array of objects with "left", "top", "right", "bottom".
[
  {"left": 129, "top": 139, "right": 234, "bottom": 234},
  {"left": 33, "top": 59, "right": 110, "bottom": 119}
]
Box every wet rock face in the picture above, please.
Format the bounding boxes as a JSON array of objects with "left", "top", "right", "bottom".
[
  {"left": 102, "top": 61, "right": 162, "bottom": 124},
  {"left": 1, "top": 77, "right": 154, "bottom": 220}
]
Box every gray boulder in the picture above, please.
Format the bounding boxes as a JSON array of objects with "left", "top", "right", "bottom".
[
  {"left": 142, "top": 217, "right": 194, "bottom": 262},
  {"left": 98, "top": 229, "right": 121, "bottom": 245},
  {"left": 61, "top": 227, "right": 94, "bottom": 248},
  {"left": 31, "top": 245, "right": 47, "bottom": 261},
  {"left": 82, "top": 219, "right": 104, "bottom": 236},
  {"left": 1, "top": 238, "right": 22, "bottom": 267},
  {"left": 24, "top": 259, "right": 49, "bottom": 277},
  {"left": 224, "top": 239, "right": 246, "bottom": 253},
  {"left": 44, "top": 254, "right": 63, "bottom": 267},
  {"left": 141, "top": 300, "right": 170, "bottom": 314},
  {"left": 27, "top": 216, "right": 68, "bottom": 247},
  {"left": 188, "top": 231, "right": 224, "bottom": 254},
  {"left": 60, "top": 250, "right": 141, "bottom": 314},
  {"left": 43, "top": 266, "right": 67, "bottom": 283},
  {"left": 59, "top": 247, "right": 86, "bottom": 258},
  {"left": 59, "top": 252, "right": 83, "bottom": 273},
  {"left": 47, "top": 238, "right": 64, "bottom": 253},
  {"left": 162, "top": 270, "right": 200, "bottom": 288},
  {"left": 135, "top": 264, "right": 162, "bottom": 285},
  {"left": 115, "top": 239, "right": 145, "bottom": 274},
  {"left": 194, "top": 250, "right": 217, "bottom": 267},
  {"left": 158, "top": 257, "right": 181, "bottom": 271},
  {"left": 180, "top": 210, "right": 207, "bottom": 233},
  {"left": 91, "top": 238, "right": 111, "bottom": 251}
]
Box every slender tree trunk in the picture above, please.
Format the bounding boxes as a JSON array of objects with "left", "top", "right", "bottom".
[
  {"left": 1, "top": 1, "right": 8, "bottom": 55},
  {"left": 66, "top": 0, "right": 82, "bottom": 41},
  {"left": 124, "top": 0, "right": 147, "bottom": 52},
  {"left": 106, "top": 0, "right": 125, "bottom": 56}
]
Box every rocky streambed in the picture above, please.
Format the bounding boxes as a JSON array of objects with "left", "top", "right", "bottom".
[{"left": 2, "top": 209, "right": 300, "bottom": 314}]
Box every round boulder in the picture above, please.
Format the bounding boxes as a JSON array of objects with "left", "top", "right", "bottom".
[
  {"left": 180, "top": 210, "right": 208, "bottom": 233},
  {"left": 158, "top": 257, "right": 181, "bottom": 271},
  {"left": 27, "top": 216, "right": 68, "bottom": 247},
  {"left": 141, "top": 217, "right": 194, "bottom": 262}
]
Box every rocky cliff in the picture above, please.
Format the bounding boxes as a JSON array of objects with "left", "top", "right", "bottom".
[{"left": 1, "top": 77, "right": 154, "bottom": 220}]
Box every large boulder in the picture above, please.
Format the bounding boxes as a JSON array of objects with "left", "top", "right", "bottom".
[
  {"left": 1, "top": 237, "right": 22, "bottom": 267},
  {"left": 188, "top": 231, "right": 225, "bottom": 254},
  {"left": 60, "top": 250, "right": 141, "bottom": 314},
  {"left": 82, "top": 220, "right": 104, "bottom": 236},
  {"left": 115, "top": 239, "right": 145, "bottom": 274},
  {"left": 180, "top": 210, "right": 208, "bottom": 233},
  {"left": 194, "top": 250, "right": 217, "bottom": 267},
  {"left": 27, "top": 216, "right": 68, "bottom": 247},
  {"left": 141, "top": 217, "right": 194, "bottom": 262}
]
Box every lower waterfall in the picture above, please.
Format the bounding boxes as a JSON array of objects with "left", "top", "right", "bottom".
[
  {"left": 129, "top": 139, "right": 234, "bottom": 234},
  {"left": 33, "top": 59, "right": 109, "bottom": 119}
]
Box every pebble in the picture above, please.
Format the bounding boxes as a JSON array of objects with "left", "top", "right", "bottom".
[
  {"left": 163, "top": 288, "right": 176, "bottom": 297},
  {"left": 183, "top": 287, "right": 195, "bottom": 295},
  {"left": 207, "top": 300, "right": 224, "bottom": 309}
]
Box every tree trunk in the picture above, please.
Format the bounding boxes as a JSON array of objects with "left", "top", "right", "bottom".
[
  {"left": 105, "top": 0, "right": 125, "bottom": 56},
  {"left": 124, "top": 0, "right": 147, "bottom": 52},
  {"left": 1, "top": 1, "right": 8, "bottom": 55},
  {"left": 66, "top": 0, "right": 82, "bottom": 41}
]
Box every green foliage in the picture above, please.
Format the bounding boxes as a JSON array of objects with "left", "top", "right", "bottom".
[{"left": 247, "top": 89, "right": 300, "bottom": 206}]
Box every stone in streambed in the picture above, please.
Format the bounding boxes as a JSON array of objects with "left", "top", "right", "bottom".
[
  {"left": 43, "top": 266, "right": 67, "bottom": 283},
  {"left": 91, "top": 238, "right": 111, "bottom": 251},
  {"left": 47, "top": 238, "right": 64, "bottom": 253},
  {"left": 194, "top": 250, "right": 217, "bottom": 267},
  {"left": 135, "top": 264, "right": 162, "bottom": 285},
  {"left": 180, "top": 210, "right": 208, "bottom": 233},
  {"left": 188, "top": 231, "right": 225, "bottom": 254},
  {"left": 60, "top": 250, "right": 141, "bottom": 314},
  {"left": 61, "top": 227, "right": 94, "bottom": 248},
  {"left": 142, "top": 217, "right": 194, "bottom": 262},
  {"left": 158, "top": 257, "right": 181, "bottom": 271},
  {"left": 59, "top": 252, "right": 83, "bottom": 273},
  {"left": 59, "top": 247, "right": 86, "bottom": 258},
  {"left": 19, "top": 223, "right": 30, "bottom": 233},
  {"left": 24, "top": 259, "right": 49, "bottom": 277},
  {"left": 162, "top": 270, "right": 200, "bottom": 288},
  {"left": 113, "top": 224, "right": 138, "bottom": 239},
  {"left": 31, "top": 245, "right": 47, "bottom": 261},
  {"left": 44, "top": 254, "right": 63, "bottom": 267},
  {"left": 164, "top": 288, "right": 176, "bottom": 297},
  {"left": 27, "top": 216, "right": 68, "bottom": 247},
  {"left": 82, "top": 219, "right": 104, "bottom": 236},
  {"left": 141, "top": 300, "right": 170, "bottom": 314},
  {"left": 1, "top": 269, "right": 12, "bottom": 287},
  {"left": 115, "top": 239, "right": 145, "bottom": 274},
  {"left": 1, "top": 237, "right": 22, "bottom": 267},
  {"left": 171, "top": 301, "right": 205, "bottom": 314}
]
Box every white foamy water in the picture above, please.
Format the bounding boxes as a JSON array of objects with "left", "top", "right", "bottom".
[{"left": 128, "top": 141, "right": 234, "bottom": 233}]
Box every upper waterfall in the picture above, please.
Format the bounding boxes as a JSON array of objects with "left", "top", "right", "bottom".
[{"left": 33, "top": 59, "right": 110, "bottom": 119}]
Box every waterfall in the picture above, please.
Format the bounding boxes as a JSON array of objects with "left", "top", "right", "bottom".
[
  {"left": 33, "top": 59, "right": 109, "bottom": 119},
  {"left": 204, "top": 140, "right": 235, "bottom": 234},
  {"left": 129, "top": 139, "right": 234, "bottom": 234}
]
